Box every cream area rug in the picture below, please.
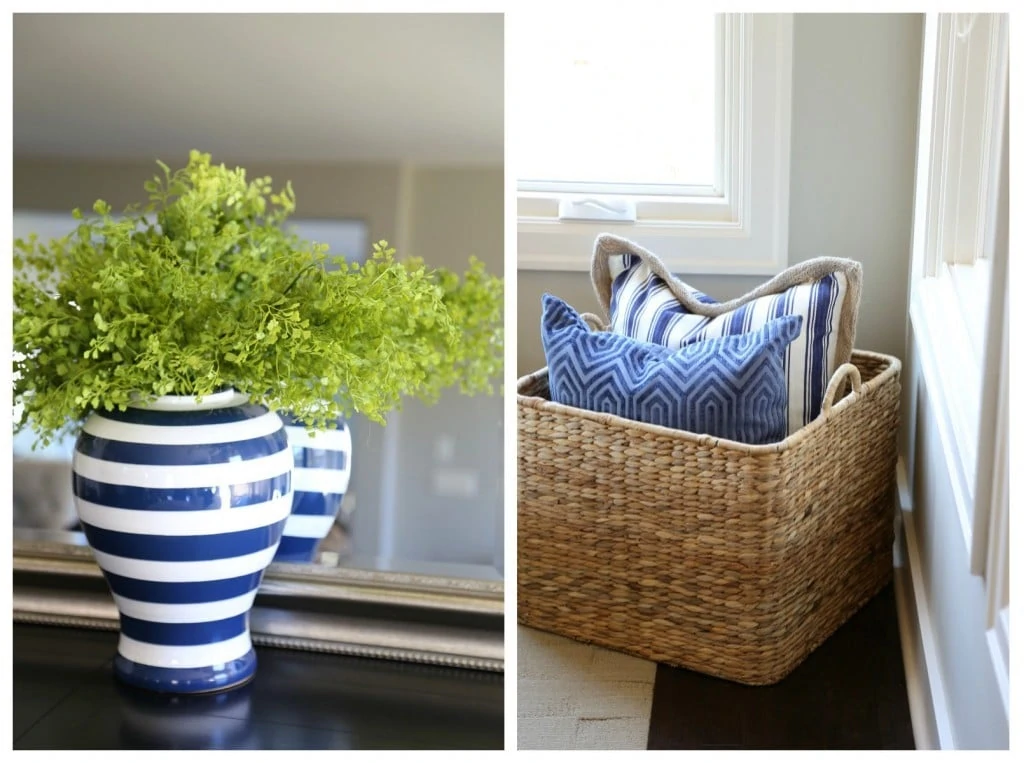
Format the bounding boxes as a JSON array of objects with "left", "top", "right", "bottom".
[{"left": 517, "top": 626, "right": 657, "bottom": 750}]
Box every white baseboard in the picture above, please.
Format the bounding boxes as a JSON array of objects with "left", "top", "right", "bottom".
[{"left": 893, "top": 458, "right": 956, "bottom": 749}]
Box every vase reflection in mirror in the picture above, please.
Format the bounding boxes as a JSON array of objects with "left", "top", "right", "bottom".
[{"left": 275, "top": 416, "right": 353, "bottom": 564}]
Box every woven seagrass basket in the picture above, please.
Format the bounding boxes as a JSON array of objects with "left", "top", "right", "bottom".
[{"left": 517, "top": 350, "right": 901, "bottom": 686}]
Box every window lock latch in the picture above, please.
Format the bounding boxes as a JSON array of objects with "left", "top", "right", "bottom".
[{"left": 557, "top": 197, "right": 637, "bottom": 223}]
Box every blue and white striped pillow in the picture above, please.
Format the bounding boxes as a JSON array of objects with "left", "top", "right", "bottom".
[{"left": 593, "top": 235, "right": 863, "bottom": 436}]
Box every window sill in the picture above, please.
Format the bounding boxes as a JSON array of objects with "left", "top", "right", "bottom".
[{"left": 517, "top": 218, "right": 787, "bottom": 275}]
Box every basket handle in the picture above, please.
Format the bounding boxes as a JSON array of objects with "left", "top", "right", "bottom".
[
  {"left": 821, "top": 363, "right": 863, "bottom": 415},
  {"left": 580, "top": 312, "right": 609, "bottom": 332}
]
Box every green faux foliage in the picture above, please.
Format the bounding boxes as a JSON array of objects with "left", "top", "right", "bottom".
[
  {"left": 418, "top": 257, "right": 504, "bottom": 401},
  {"left": 13, "top": 150, "right": 504, "bottom": 447}
]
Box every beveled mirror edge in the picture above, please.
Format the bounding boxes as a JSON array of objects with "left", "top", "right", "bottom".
[{"left": 13, "top": 537, "right": 505, "bottom": 672}]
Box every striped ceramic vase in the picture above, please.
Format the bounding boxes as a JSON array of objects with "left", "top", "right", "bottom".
[
  {"left": 275, "top": 417, "right": 352, "bottom": 563},
  {"left": 71, "top": 389, "right": 293, "bottom": 694}
]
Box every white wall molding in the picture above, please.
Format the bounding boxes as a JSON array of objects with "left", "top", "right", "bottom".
[
  {"left": 970, "top": 90, "right": 1009, "bottom": 581},
  {"left": 899, "top": 13, "right": 1009, "bottom": 749},
  {"left": 894, "top": 458, "right": 956, "bottom": 750},
  {"left": 907, "top": 293, "right": 977, "bottom": 560},
  {"left": 907, "top": 11, "right": 1009, "bottom": 573}
]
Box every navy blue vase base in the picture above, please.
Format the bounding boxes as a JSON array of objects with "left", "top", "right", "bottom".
[{"left": 113, "top": 648, "right": 257, "bottom": 694}]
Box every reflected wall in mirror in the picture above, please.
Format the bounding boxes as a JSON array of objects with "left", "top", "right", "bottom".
[{"left": 12, "top": 13, "right": 504, "bottom": 595}]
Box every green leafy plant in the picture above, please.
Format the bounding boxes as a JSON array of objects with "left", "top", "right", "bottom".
[
  {"left": 14, "top": 150, "right": 503, "bottom": 447},
  {"left": 416, "top": 256, "right": 504, "bottom": 401}
]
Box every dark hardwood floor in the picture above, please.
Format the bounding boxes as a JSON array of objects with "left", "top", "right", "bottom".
[
  {"left": 13, "top": 624, "right": 503, "bottom": 750},
  {"left": 647, "top": 583, "right": 914, "bottom": 749}
]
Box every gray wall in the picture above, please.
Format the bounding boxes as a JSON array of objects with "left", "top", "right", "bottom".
[
  {"left": 788, "top": 13, "right": 922, "bottom": 361},
  {"left": 517, "top": 13, "right": 923, "bottom": 377}
]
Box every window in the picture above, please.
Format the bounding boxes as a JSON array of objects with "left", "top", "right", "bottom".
[
  {"left": 514, "top": 13, "right": 793, "bottom": 274},
  {"left": 917, "top": 13, "right": 1007, "bottom": 359},
  {"left": 907, "top": 12, "right": 1008, "bottom": 560},
  {"left": 517, "top": 14, "right": 717, "bottom": 192}
]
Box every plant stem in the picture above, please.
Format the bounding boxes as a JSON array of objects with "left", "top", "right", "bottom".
[{"left": 282, "top": 262, "right": 320, "bottom": 295}]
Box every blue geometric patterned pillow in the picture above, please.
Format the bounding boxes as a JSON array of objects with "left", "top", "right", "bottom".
[
  {"left": 592, "top": 234, "right": 863, "bottom": 436},
  {"left": 541, "top": 294, "right": 803, "bottom": 445}
]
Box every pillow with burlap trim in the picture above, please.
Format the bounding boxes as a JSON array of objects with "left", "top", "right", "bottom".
[{"left": 591, "top": 234, "right": 863, "bottom": 436}]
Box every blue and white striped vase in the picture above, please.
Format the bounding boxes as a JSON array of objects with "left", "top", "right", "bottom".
[
  {"left": 275, "top": 417, "right": 352, "bottom": 563},
  {"left": 71, "top": 389, "right": 293, "bottom": 694}
]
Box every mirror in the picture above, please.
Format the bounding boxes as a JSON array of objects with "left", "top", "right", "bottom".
[
  {"left": 13, "top": 213, "right": 504, "bottom": 584},
  {"left": 12, "top": 13, "right": 505, "bottom": 667}
]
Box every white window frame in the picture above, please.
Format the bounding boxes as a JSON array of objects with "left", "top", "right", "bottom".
[
  {"left": 906, "top": 12, "right": 1008, "bottom": 566},
  {"left": 516, "top": 13, "right": 793, "bottom": 275}
]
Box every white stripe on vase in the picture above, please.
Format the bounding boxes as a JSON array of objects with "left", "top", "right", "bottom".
[
  {"left": 282, "top": 513, "right": 337, "bottom": 539},
  {"left": 283, "top": 426, "right": 351, "bottom": 451},
  {"left": 83, "top": 409, "right": 284, "bottom": 446},
  {"left": 112, "top": 590, "right": 259, "bottom": 623},
  {"left": 117, "top": 631, "right": 252, "bottom": 669},
  {"left": 72, "top": 448, "right": 294, "bottom": 489},
  {"left": 75, "top": 494, "right": 293, "bottom": 535},
  {"left": 92, "top": 546, "right": 279, "bottom": 582},
  {"left": 292, "top": 468, "right": 351, "bottom": 494},
  {"left": 129, "top": 390, "right": 250, "bottom": 412}
]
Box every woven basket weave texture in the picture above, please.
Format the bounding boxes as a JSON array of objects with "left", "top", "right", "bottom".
[{"left": 517, "top": 350, "right": 901, "bottom": 685}]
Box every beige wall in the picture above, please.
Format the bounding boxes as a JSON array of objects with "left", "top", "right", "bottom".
[
  {"left": 13, "top": 156, "right": 402, "bottom": 249},
  {"left": 517, "top": 13, "right": 923, "bottom": 377},
  {"left": 407, "top": 166, "right": 504, "bottom": 272}
]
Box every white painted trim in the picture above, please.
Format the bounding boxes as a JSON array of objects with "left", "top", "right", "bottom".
[
  {"left": 933, "top": 14, "right": 1006, "bottom": 269},
  {"left": 517, "top": 13, "right": 792, "bottom": 275},
  {"left": 986, "top": 608, "right": 1009, "bottom": 720},
  {"left": 899, "top": 15, "right": 1010, "bottom": 748},
  {"left": 970, "top": 87, "right": 1009, "bottom": 580},
  {"left": 974, "top": 279, "right": 1007, "bottom": 587},
  {"left": 906, "top": 12, "right": 1009, "bottom": 570},
  {"left": 894, "top": 534, "right": 936, "bottom": 750},
  {"left": 907, "top": 292, "right": 977, "bottom": 560},
  {"left": 894, "top": 458, "right": 957, "bottom": 750},
  {"left": 979, "top": 301, "right": 1008, "bottom": 720},
  {"left": 909, "top": 13, "right": 940, "bottom": 283}
]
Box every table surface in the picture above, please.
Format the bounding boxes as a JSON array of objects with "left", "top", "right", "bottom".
[{"left": 13, "top": 624, "right": 504, "bottom": 750}]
